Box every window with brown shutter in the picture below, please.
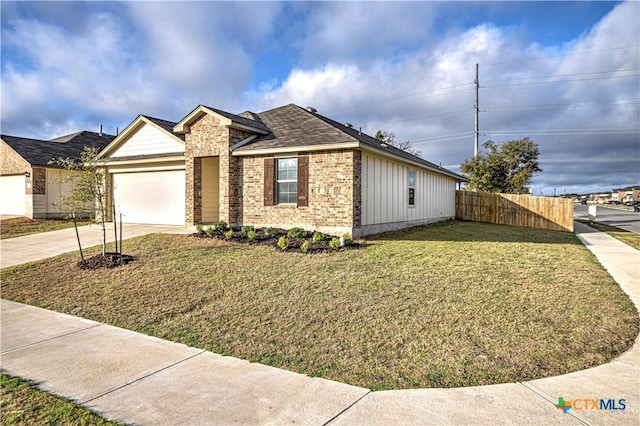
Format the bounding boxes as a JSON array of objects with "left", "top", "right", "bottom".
[
  {"left": 264, "top": 158, "right": 275, "bottom": 206},
  {"left": 297, "top": 156, "right": 309, "bottom": 207},
  {"left": 266, "top": 156, "right": 310, "bottom": 207}
]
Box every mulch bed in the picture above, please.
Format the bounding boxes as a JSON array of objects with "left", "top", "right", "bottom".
[
  {"left": 192, "top": 228, "right": 359, "bottom": 254},
  {"left": 78, "top": 252, "right": 135, "bottom": 270}
]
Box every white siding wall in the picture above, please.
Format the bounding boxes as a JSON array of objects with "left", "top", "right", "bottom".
[
  {"left": 45, "top": 169, "right": 75, "bottom": 215},
  {"left": 361, "top": 153, "right": 456, "bottom": 227},
  {"left": 111, "top": 123, "right": 184, "bottom": 158},
  {"left": 0, "top": 175, "right": 27, "bottom": 215}
]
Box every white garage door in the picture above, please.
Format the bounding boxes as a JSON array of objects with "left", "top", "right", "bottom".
[
  {"left": 0, "top": 175, "right": 26, "bottom": 215},
  {"left": 112, "top": 170, "right": 185, "bottom": 225}
]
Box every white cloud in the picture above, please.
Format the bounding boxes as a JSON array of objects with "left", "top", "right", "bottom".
[
  {"left": 245, "top": 1, "right": 639, "bottom": 193},
  {"left": 1, "top": 1, "right": 637, "bottom": 193},
  {"left": 1, "top": 2, "right": 283, "bottom": 138}
]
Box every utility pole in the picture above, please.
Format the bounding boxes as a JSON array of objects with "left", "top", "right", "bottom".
[{"left": 474, "top": 63, "right": 479, "bottom": 157}]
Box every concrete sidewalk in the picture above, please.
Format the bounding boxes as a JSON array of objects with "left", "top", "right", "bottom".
[
  {"left": 1, "top": 222, "right": 639, "bottom": 425},
  {"left": 0, "top": 222, "right": 191, "bottom": 268}
]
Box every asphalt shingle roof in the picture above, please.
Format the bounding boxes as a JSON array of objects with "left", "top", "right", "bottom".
[
  {"left": 233, "top": 104, "right": 465, "bottom": 180},
  {"left": 2, "top": 131, "right": 114, "bottom": 167},
  {"left": 201, "top": 105, "right": 271, "bottom": 133}
]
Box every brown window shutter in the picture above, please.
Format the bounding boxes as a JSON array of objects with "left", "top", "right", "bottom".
[
  {"left": 264, "top": 158, "right": 275, "bottom": 206},
  {"left": 297, "top": 156, "right": 309, "bottom": 207}
]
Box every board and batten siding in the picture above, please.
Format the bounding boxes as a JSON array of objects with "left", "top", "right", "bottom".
[
  {"left": 360, "top": 153, "right": 456, "bottom": 233},
  {"left": 111, "top": 123, "right": 184, "bottom": 158}
]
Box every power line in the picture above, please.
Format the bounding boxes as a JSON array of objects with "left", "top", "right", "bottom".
[
  {"left": 412, "top": 133, "right": 474, "bottom": 145},
  {"left": 483, "top": 99, "right": 640, "bottom": 112},
  {"left": 483, "top": 68, "right": 640, "bottom": 84},
  {"left": 372, "top": 108, "right": 470, "bottom": 126},
  {"left": 480, "top": 45, "right": 640, "bottom": 67},
  {"left": 484, "top": 128, "right": 638, "bottom": 136},
  {"left": 484, "top": 73, "right": 639, "bottom": 88},
  {"left": 325, "top": 83, "right": 475, "bottom": 117}
]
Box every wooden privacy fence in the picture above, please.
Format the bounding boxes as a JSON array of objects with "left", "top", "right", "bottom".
[{"left": 455, "top": 191, "right": 574, "bottom": 232}]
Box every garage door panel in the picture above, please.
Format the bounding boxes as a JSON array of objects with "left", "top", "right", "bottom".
[
  {"left": 0, "top": 175, "right": 26, "bottom": 215},
  {"left": 112, "top": 171, "right": 185, "bottom": 225}
]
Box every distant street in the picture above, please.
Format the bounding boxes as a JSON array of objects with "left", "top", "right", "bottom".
[{"left": 574, "top": 204, "right": 640, "bottom": 234}]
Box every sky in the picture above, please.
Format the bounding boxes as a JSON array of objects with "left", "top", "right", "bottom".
[{"left": 1, "top": 1, "right": 638, "bottom": 195}]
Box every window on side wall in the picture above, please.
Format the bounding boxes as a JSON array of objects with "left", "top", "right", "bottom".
[
  {"left": 408, "top": 170, "right": 416, "bottom": 206},
  {"left": 277, "top": 157, "right": 298, "bottom": 204}
]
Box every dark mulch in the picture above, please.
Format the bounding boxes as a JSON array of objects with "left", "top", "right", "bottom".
[
  {"left": 78, "top": 252, "right": 135, "bottom": 270},
  {"left": 192, "top": 228, "right": 359, "bottom": 253}
]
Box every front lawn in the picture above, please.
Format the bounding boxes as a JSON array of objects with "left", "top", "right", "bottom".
[
  {"left": 0, "top": 217, "right": 92, "bottom": 239},
  {"left": 1, "top": 372, "right": 120, "bottom": 425},
  {"left": 1, "top": 221, "right": 638, "bottom": 390}
]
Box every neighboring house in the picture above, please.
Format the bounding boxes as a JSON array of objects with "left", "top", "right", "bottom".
[
  {"left": 614, "top": 186, "right": 640, "bottom": 204},
  {"left": 0, "top": 131, "right": 114, "bottom": 218},
  {"left": 593, "top": 193, "right": 612, "bottom": 204},
  {"left": 97, "top": 104, "right": 467, "bottom": 238}
]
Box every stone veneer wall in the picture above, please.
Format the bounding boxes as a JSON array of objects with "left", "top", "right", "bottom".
[
  {"left": 0, "top": 142, "right": 30, "bottom": 176},
  {"left": 1, "top": 141, "right": 34, "bottom": 217},
  {"left": 184, "top": 114, "right": 253, "bottom": 226},
  {"left": 241, "top": 149, "right": 359, "bottom": 236}
]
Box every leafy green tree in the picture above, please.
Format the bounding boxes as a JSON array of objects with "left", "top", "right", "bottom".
[
  {"left": 50, "top": 146, "right": 108, "bottom": 259},
  {"left": 375, "top": 130, "right": 422, "bottom": 157},
  {"left": 460, "top": 138, "right": 542, "bottom": 194}
]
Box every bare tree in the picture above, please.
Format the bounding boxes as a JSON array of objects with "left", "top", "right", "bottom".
[
  {"left": 374, "top": 130, "right": 422, "bottom": 157},
  {"left": 50, "top": 146, "right": 108, "bottom": 258}
]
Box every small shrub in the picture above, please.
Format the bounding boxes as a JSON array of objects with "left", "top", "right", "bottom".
[
  {"left": 205, "top": 226, "right": 215, "bottom": 237},
  {"left": 195, "top": 224, "right": 204, "bottom": 233},
  {"left": 214, "top": 221, "right": 229, "bottom": 233},
  {"left": 312, "top": 231, "right": 327, "bottom": 242},
  {"left": 224, "top": 230, "right": 234, "bottom": 240},
  {"left": 300, "top": 240, "right": 311, "bottom": 253},
  {"left": 264, "top": 227, "right": 276, "bottom": 237},
  {"left": 277, "top": 236, "right": 289, "bottom": 250},
  {"left": 241, "top": 225, "right": 255, "bottom": 235},
  {"left": 329, "top": 237, "right": 341, "bottom": 249},
  {"left": 247, "top": 229, "right": 257, "bottom": 241},
  {"left": 287, "top": 227, "right": 307, "bottom": 238},
  {"left": 342, "top": 233, "right": 353, "bottom": 244}
]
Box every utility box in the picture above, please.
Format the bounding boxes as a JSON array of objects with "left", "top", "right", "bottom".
[{"left": 588, "top": 205, "right": 597, "bottom": 222}]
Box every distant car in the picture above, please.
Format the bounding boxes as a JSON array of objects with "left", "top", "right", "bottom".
[
  {"left": 580, "top": 200, "right": 588, "bottom": 205},
  {"left": 624, "top": 201, "right": 634, "bottom": 206},
  {"left": 634, "top": 201, "right": 640, "bottom": 212}
]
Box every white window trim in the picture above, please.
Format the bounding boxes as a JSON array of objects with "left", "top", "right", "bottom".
[
  {"left": 276, "top": 157, "right": 298, "bottom": 205},
  {"left": 408, "top": 169, "right": 416, "bottom": 207}
]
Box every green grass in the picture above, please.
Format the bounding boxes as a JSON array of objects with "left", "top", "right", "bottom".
[
  {"left": 1, "top": 221, "right": 638, "bottom": 390},
  {"left": 1, "top": 372, "right": 121, "bottom": 425},
  {"left": 0, "top": 217, "right": 92, "bottom": 239},
  {"left": 576, "top": 219, "right": 640, "bottom": 251}
]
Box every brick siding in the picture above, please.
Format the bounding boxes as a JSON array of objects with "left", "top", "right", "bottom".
[
  {"left": 0, "top": 141, "right": 30, "bottom": 176},
  {"left": 184, "top": 114, "right": 253, "bottom": 226},
  {"left": 182, "top": 112, "right": 361, "bottom": 234},
  {"left": 240, "top": 149, "right": 358, "bottom": 235}
]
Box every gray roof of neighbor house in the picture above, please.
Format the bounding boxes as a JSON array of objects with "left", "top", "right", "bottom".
[
  {"left": 2, "top": 131, "right": 114, "bottom": 167},
  {"left": 232, "top": 104, "right": 466, "bottom": 181}
]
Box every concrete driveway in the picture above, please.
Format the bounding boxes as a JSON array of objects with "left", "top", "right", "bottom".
[{"left": 0, "top": 223, "right": 191, "bottom": 268}]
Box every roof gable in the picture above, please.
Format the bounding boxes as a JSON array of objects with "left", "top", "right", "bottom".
[
  {"left": 98, "top": 115, "right": 184, "bottom": 159},
  {"left": 173, "top": 105, "right": 270, "bottom": 135}
]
